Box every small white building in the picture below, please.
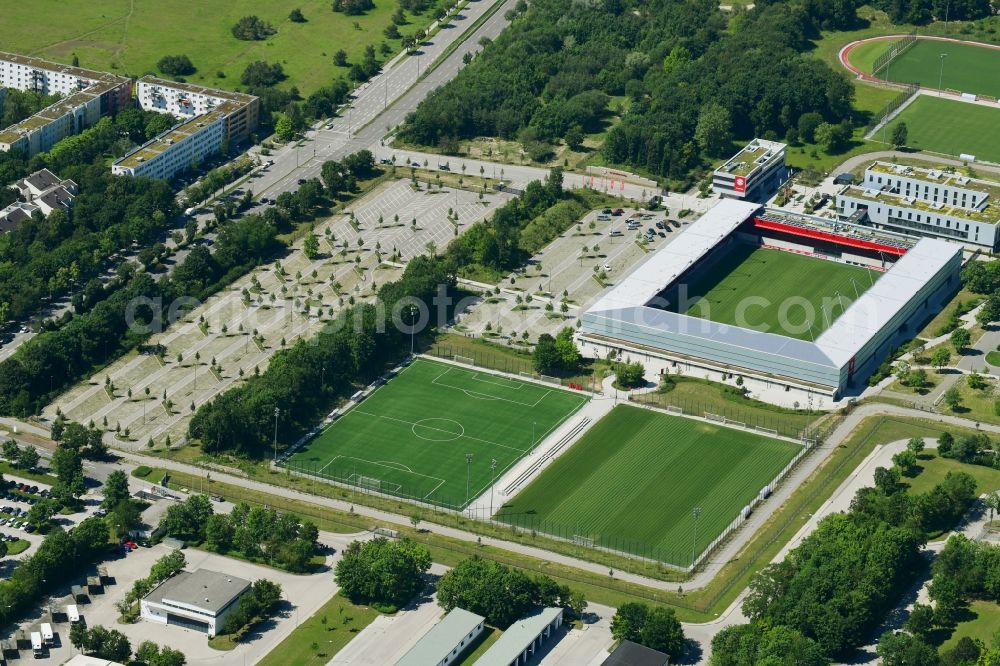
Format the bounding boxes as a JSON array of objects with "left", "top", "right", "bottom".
[
  {"left": 140, "top": 569, "right": 251, "bottom": 637},
  {"left": 395, "top": 607, "right": 486, "bottom": 666}
]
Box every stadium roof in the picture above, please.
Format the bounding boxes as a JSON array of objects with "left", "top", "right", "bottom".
[
  {"left": 475, "top": 607, "right": 563, "bottom": 666},
  {"left": 395, "top": 607, "right": 485, "bottom": 666},
  {"left": 584, "top": 200, "right": 962, "bottom": 378}
]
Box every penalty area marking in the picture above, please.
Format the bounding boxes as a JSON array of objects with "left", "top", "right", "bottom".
[{"left": 432, "top": 368, "right": 550, "bottom": 407}]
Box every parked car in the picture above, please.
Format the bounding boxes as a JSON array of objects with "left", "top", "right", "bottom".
[
  {"left": 602, "top": 208, "right": 613, "bottom": 214},
  {"left": 612, "top": 208, "right": 625, "bottom": 216},
  {"left": 655, "top": 221, "right": 665, "bottom": 230}
]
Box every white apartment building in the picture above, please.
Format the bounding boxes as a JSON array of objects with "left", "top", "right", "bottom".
[
  {"left": 837, "top": 161, "right": 1000, "bottom": 251},
  {"left": 712, "top": 138, "right": 787, "bottom": 203},
  {"left": 112, "top": 112, "right": 226, "bottom": 180}
]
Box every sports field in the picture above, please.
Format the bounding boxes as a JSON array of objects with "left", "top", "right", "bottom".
[
  {"left": 671, "top": 245, "right": 879, "bottom": 340},
  {"left": 496, "top": 406, "right": 801, "bottom": 566},
  {"left": 1, "top": 0, "right": 437, "bottom": 96},
  {"left": 890, "top": 96, "right": 1000, "bottom": 164},
  {"left": 284, "top": 358, "right": 588, "bottom": 508},
  {"left": 857, "top": 39, "right": 1000, "bottom": 98}
]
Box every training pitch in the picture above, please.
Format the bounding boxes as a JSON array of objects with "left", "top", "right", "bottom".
[
  {"left": 670, "top": 245, "right": 878, "bottom": 340},
  {"left": 496, "top": 405, "right": 801, "bottom": 566},
  {"left": 890, "top": 96, "right": 1000, "bottom": 164},
  {"left": 284, "top": 358, "right": 588, "bottom": 508},
  {"left": 865, "top": 39, "right": 1000, "bottom": 98}
]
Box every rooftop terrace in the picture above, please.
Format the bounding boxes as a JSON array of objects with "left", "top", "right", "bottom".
[
  {"left": 869, "top": 161, "right": 1000, "bottom": 205},
  {"left": 844, "top": 184, "right": 1000, "bottom": 224},
  {"left": 716, "top": 139, "right": 786, "bottom": 177}
]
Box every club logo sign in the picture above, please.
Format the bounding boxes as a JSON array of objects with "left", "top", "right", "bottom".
[{"left": 734, "top": 176, "right": 746, "bottom": 193}]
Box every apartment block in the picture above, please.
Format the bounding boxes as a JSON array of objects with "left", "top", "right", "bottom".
[
  {"left": 112, "top": 111, "right": 226, "bottom": 180},
  {"left": 712, "top": 138, "right": 787, "bottom": 203}
]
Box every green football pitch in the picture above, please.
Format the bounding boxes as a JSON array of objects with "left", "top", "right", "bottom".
[
  {"left": 672, "top": 245, "right": 879, "bottom": 341},
  {"left": 890, "top": 96, "right": 1000, "bottom": 164},
  {"left": 868, "top": 40, "right": 1000, "bottom": 98},
  {"left": 284, "top": 358, "right": 588, "bottom": 508},
  {"left": 496, "top": 405, "right": 801, "bottom": 566}
]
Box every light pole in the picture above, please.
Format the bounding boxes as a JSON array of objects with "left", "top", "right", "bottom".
[
  {"left": 691, "top": 507, "right": 702, "bottom": 568},
  {"left": 465, "top": 453, "right": 473, "bottom": 508},
  {"left": 321, "top": 365, "right": 326, "bottom": 388},
  {"left": 409, "top": 304, "right": 418, "bottom": 356},
  {"left": 938, "top": 53, "right": 948, "bottom": 96},
  {"left": 488, "top": 458, "right": 498, "bottom": 517},
  {"left": 272, "top": 407, "right": 280, "bottom": 462}
]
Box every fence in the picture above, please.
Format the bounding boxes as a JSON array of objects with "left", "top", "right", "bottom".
[
  {"left": 631, "top": 392, "right": 820, "bottom": 440},
  {"left": 866, "top": 82, "right": 921, "bottom": 134},
  {"left": 872, "top": 33, "right": 917, "bottom": 76},
  {"left": 427, "top": 343, "right": 535, "bottom": 377}
]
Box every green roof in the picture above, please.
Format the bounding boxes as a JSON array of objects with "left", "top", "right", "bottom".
[
  {"left": 844, "top": 184, "right": 1000, "bottom": 224},
  {"left": 115, "top": 110, "right": 226, "bottom": 169},
  {"left": 396, "top": 608, "right": 485, "bottom": 666}
]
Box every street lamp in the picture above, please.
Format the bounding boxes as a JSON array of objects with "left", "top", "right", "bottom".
[
  {"left": 691, "top": 507, "right": 702, "bottom": 568},
  {"left": 465, "top": 453, "right": 473, "bottom": 508},
  {"left": 488, "top": 458, "right": 498, "bottom": 517},
  {"left": 409, "top": 304, "right": 418, "bottom": 356},
  {"left": 938, "top": 53, "right": 948, "bottom": 96},
  {"left": 272, "top": 407, "right": 280, "bottom": 462}
]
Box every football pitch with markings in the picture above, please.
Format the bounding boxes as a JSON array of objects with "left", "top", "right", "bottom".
[
  {"left": 496, "top": 405, "right": 801, "bottom": 566},
  {"left": 284, "top": 358, "right": 588, "bottom": 508}
]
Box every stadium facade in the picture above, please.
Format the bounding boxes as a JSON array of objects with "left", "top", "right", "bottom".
[
  {"left": 837, "top": 161, "right": 1000, "bottom": 251},
  {"left": 581, "top": 199, "right": 962, "bottom": 398}
]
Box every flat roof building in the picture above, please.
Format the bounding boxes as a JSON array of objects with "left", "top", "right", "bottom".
[
  {"left": 140, "top": 569, "right": 251, "bottom": 637},
  {"left": 601, "top": 640, "right": 670, "bottom": 666},
  {"left": 113, "top": 76, "right": 259, "bottom": 180},
  {"left": 837, "top": 161, "right": 1000, "bottom": 250},
  {"left": 0, "top": 52, "right": 130, "bottom": 157},
  {"left": 475, "top": 607, "right": 564, "bottom": 666},
  {"left": 395, "top": 607, "right": 485, "bottom": 666},
  {"left": 581, "top": 199, "right": 962, "bottom": 398},
  {"left": 712, "top": 138, "right": 787, "bottom": 203}
]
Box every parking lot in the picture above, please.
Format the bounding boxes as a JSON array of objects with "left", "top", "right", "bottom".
[
  {"left": 45, "top": 180, "right": 508, "bottom": 450},
  {"left": 455, "top": 207, "right": 693, "bottom": 342}
]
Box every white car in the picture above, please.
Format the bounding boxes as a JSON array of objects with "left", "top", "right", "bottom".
[{"left": 602, "top": 263, "right": 612, "bottom": 272}]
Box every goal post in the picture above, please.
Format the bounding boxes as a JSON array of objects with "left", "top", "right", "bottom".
[
  {"left": 573, "top": 535, "right": 596, "bottom": 548},
  {"left": 453, "top": 355, "right": 475, "bottom": 367}
]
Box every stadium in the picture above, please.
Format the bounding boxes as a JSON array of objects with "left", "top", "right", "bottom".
[{"left": 580, "top": 199, "right": 963, "bottom": 398}]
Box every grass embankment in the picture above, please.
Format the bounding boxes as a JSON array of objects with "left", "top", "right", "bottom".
[{"left": 257, "top": 593, "right": 382, "bottom": 666}]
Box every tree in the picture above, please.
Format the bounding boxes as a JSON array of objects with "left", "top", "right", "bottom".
[
  {"left": 694, "top": 102, "right": 733, "bottom": 157},
  {"left": 52, "top": 443, "right": 86, "bottom": 508},
  {"left": 205, "top": 514, "right": 235, "bottom": 551},
  {"left": 893, "top": 449, "right": 919, "bottom": 476},
  {"left": 943, "top": 387, "right": 963, "bottom": 411},
  {"left": 102, "top": 470, "right": 130, "bottom": 509},
  {"left": 157, "top": 55, "right": 196, "bottom": 76},
  {"left": 275, "top": 113, "right": 295, "bottom": 141},
  {"left": 614, "top": 361, "right": 645, "bottom": 389},
  {"left": 610, "top": 602, "right": 649, "bottom": 643},
  {"left": 16, "top": 445, "right": 39, "bottom": 470},
  {"left": 798, "top": 112, "right": 824, "bottom": 143},
  {"left": 639, "top": 607, "right": 685, "bottom": 658},
  {"left": 231, "top": 16, "right": 276, "bottom": 40},
  {"left": 904, "top": 603, "right": 935, "bottom": 637},
  {"left": 137, "top": 641, "right": 187, "bottom": 666},
  {"left": 240, "top": 60, "right": 285, "bottom": 87},
  {"left": 334, "top": 538, "right": 431, "bottom": 607},
  {"left": 951, "top": 327, "right": 971, "bottom": 353},
  {"left": 907, "top": 436, "right": 926, "bottom": 455},
  {"left": 932, "top": 346, "right": 951, "bottom": 370},
  {"left": 289, "top": 8, "right": 307, "bottom": 21},
  {"left": 968, "top": 371, "right": 987, "bottom": 391},
  {"left": 69, "top": 621, "right": 88, "bottom": 651},
  {"left": 333, "top": 49, "right": 348, "bottom": 66},
  {"left": 937, "top": 431, "right": 954, "bottom": 456},
  {"left": 891, "top": 122, "right": 909, "bottom": 148},
  {"left": 84, "top": 625, "right": 132, "bottom": 663},
  {"left": 303, "top": 233, "right": 320, "bottom": 260},
  {"left": 1, "top": 439, "right": 18, "bottom": 462},
  {"left": 876, "top": 631, "right": 939, "bottom": 666},
  {"left": 533, "top": 333, "right": 560, "bottom": 374},
  {"left": 27, "top": 498, "right": 57, "bottom": 529},
  {"left": 332, "top": 0, "right": 376, "bottom": 14},
  {"left": 710, "top": 624, "right": 826, "bottom": 666}
]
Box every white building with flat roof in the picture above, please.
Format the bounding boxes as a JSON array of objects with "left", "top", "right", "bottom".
[
  {"left": 395, "top": 607, "right": 485, "bottom": 666},
  {"left": 837, "top": 161, "right": 1000, "bottom": 250},
  {"left": 140, "top": 569, "right": 251, "bottom": 637},
  {"left": 712, "top": 138, "right": 787, "bottom": 203}
]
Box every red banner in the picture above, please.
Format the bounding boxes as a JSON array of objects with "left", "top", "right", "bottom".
[{"left": 733, "top": 176, "right": 747, "bottom": 194}]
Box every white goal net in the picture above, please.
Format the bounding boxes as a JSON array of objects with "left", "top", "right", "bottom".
[{"left": 453, "top": 355, "right": 475, "bottom": 367}]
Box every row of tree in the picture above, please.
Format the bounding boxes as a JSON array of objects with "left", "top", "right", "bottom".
[
  {"left": 69, "top": 624, "right": 184, "bottom": 666},
  {"left": 610, "top": 602, "right": 686, "bottom": 660},
  {"left": 335, "top": 537, "right": 431, "bottom": 610},
  {"left": 158, "top": 494, "right": 320, "bottom": 573}
]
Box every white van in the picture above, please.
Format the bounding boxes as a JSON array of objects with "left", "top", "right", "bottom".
[
  {"left": 66, "top": 604, "right": 80, "bottom": 623},
  {"left": 31, "top": 631, "right": 43, "bottom": 658},
  {"left": 40, "top": 623, "right": 53, "bottom": 645}
]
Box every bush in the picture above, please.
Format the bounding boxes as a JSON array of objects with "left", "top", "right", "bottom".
[
  {"left": 133, "top": 466, "right": 152, "bottom": 478},
  {"left": 332, "top": 0, "right": 375, "bottom": 14},
  {"left": 231, "top": 16, "right": 276, "bottom": 41},
  {"left": 157, "top": 54, "right": 196, "bottom": 76}
]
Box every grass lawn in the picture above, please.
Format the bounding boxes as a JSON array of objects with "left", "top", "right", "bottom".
[
  {"left": 257, "top": 593, "right": 381, "bottom": 666},
  {"left": 905, "top": 451, "right": 1000, "bottom": 496},
  {"left": 669, "top": 245, "right": 878, "bottom": 340},
  {"left": 939, "top": 381, "right": 1000, "bottom": 426},
  {"left": 284, "top": 358, "right": 588, "bottom": 509},
  {"left": 0, "top": 462, "right": 58, "bottom": 486},
  {"left": 497, "top": 405, "right": 801, "bottom": 567},
  {"left": 1, "top": 0, "right": 441, "bottom": 96},
  {"left": 454, "top": 627, "right": 501, "bottom": 666},
  {"left": 890, "top": 96, "right": 1000, "bottom": 163},
  {"left": 867, "top": 39, "right": 1000, "bottom": 98},
  {"left": 936, "top": 600, "right": 1000, "bottom": 652},
  {"left": 915, "top": 288, "right": 980, "bottom": 340},
  {"left": 6, "top": 540, "right": 30, "bottom": 556},
  {"left": 987, "top": 351, "right": 1000, "bottom": 366},
  {"left": 634, "top": 377, "right": 824, "bottom": 439}
]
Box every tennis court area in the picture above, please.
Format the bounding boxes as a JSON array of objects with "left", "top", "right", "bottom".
[{"left": 283, "top": 358, "right": 588, "bottom": 508}]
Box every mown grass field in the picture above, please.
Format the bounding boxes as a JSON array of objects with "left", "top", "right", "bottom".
[
  {"left": 672, "top": 245, "right": 878, "bottom": 341},
  {"left": 496, "top": 405, "right": 801, "bottom": 567},
  {"left": 855, "top": 39, "right": 1000, "bottom": 97},
  {"left": 1, "top": 0, "right": 437, "bottom": 96},
  {"left": 890, "top": 96, "right": 1000, "bottom": 163},
  {"left": 285, "top": 358, "right": 588, "bottom": 509}
]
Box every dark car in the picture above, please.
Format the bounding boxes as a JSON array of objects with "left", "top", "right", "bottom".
[
  {"left": 655, "top": 221, "right": 665, "bottom": 230},
  {"left": 297, "top": 178, "right": 306, "bottom": 185},
  {"left": 24, "top": 524, "right": 35, "bottom": 533},
  {"left": 602, "top": 208, "right": 613, "bottom": 214},
  {"left": 28, "top": 486, "right": 37, "bottom": 494}
]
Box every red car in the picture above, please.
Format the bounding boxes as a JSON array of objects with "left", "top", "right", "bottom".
[{"left": 612, "top": 208, "right": 625, "bottom": 216}]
